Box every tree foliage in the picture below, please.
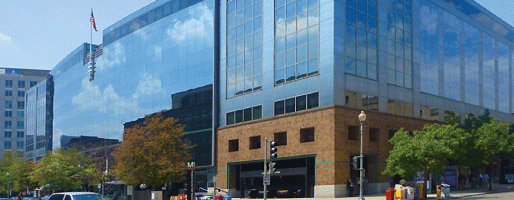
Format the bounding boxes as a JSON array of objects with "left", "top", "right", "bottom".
[
  {"left": 114, "top": 113, "right": 193, "bottom": 186},
  {"left": 0, "top": 151, "right": 37, "bottom": 193},
  {"left": 473, "top": 118, "right": 514, "bottom": 165},
  {"left": 384, "top": 124, "right": 466, "bottom": 177},
  {"left": 30, "top": 148, "right": 101, "bottom": 191}
]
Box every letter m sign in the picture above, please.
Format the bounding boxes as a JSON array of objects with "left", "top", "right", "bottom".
[{"left": 187, "top": 162, "right": 195, "bottom": 170}]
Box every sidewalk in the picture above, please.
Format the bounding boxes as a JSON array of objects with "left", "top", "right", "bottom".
[
  {"left": 329, "top": 183, "right": 514, "bottom": 200},
  {"left": 234, "top": 183, "right": 514, "bottom": 200}
]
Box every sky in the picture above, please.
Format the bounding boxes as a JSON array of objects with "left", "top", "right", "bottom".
[{"left": 0, "top": 0, "right": 513, "bottom": 71}]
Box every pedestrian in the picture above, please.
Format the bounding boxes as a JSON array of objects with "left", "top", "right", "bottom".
[
  {"left": 347, "top": 178, "right": 354, "bottom": 197},
  {"left": 431, "top": 176, "right": 437, "bottom": 193},
  {"left": 484, "top": 174, "right": 490, "bottom": 187}
]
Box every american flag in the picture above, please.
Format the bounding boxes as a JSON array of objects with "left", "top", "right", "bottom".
[{"left": 90, "top": 9, "right": 98, "bottom": 32}]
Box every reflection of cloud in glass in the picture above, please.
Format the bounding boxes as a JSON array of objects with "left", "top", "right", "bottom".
[
  {"left": 153, "top": 46, "right": 162, "bottom": 62},
  {"left": 167, "top": 3, "right": 213, "bottom": 42},
  {"left": 420, "top": 6, "right": 437, "bottom": 35},
  {"left": 135, "top": 29, "right": 149, "bottom": 40},
  {"left": 53, "top": 128, "right": 63, "bottom": 149},
  {"left": 72, "top": 78, "right": 138, "bottom": 115},
  {"left": 97, "top": 42, "right": 126, "bottom": 70},
  {"left": 132, "top": 73, "right": 163, "bottom": 99},
  {"left": 0, "top": 32, "right": 12, "bottom": 43}
]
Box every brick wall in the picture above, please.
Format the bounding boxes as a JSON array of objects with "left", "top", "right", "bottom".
[{"left": 216, "top": 105, "right": 437, "bottom": 189}]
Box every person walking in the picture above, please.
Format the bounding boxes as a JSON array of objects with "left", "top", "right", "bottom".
[{"left": 347, "top": 178, "right": 355, "bottom": 197}]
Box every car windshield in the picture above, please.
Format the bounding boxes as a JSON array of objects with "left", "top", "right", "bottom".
[{"left": 72, "top": 194, "right": 103, "bottom": 200}]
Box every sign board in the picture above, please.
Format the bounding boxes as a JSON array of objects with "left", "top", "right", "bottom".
[
  {"left": 213, "top": 176, "right": 218, "bottom": 183},
  {"left": 97, "top": 183, "right": 101, "bottom": 189},
  {"left": 263, "top": 175, "right": 270, "bottom": 185},
  {"left": 187, "top": 162, "right": 195, "bottom": 170}
]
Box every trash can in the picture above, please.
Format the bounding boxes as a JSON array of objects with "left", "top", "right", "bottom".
[
  {"left": 414, "top": 183, "right": 425, "bottom": 199},
  {"left": 441, "top": 184, "right": 450, "bottom": 197},
  {"left": 222, "top": 196, "right": 232, "bottom": 200},
  {"left": 436, "top": 185, "right": 441, "bottom": 197},
  {"left": 394, "top": 187, "right": 404, "bottom": 199},
  {"left": 385, "top": 187, "right": 394, "bottom": 200}
]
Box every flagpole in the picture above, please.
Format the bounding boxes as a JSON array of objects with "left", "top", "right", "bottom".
[{"left": 90, "top": 8, "right": 93, "bottom": 65}]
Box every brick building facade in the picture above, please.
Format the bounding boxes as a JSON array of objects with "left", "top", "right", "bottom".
[{"left": 216, "top": 106, "right": 434, "bottom": 198}]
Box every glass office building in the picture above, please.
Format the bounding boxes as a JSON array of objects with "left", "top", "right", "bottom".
[
  {"left": 219, "top": 0, "right": 514, "bottom": 127},
  {"left": 41, "top": 0, "right": 514, "bottom": 197},
  {"left": 25, "top": 76, "right": 54, "bottom": 161},
  {"left": 48, "top": 0, "right": 216, "bottom": 184},
  {"left": 215, "top": 0, "right": 514, "bottom": 198},
  {"left": 0, "top": 68, "right": 49, "bottom": 158}
]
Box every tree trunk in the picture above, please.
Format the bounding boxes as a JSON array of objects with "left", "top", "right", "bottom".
[{"left": 423, "top": 171, "right": 428, "bottom": 199}]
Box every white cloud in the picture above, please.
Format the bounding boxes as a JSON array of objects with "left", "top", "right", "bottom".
[
  {"left": 72, "top": 78, "right": 138, "bottom": 116},
  {"left": 97, "top": 42, "right": 126, "bottom": 70},
  {"left": 0, "top": 33, "right": 12, "bottom": 44},
  {"left": 132, "top": 73, "right": 163, "bottom": 99},
  {"left": 167, "top": 3, "right": 213, "bottom": 42}
]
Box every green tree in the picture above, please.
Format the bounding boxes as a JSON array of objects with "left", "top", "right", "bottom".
[
  {"left": 30, "top": 148, "right": 100, "bottom": 191},
  {"left": 0, "top": 150, "right": 37, "bottom": 194},
  {"left": 383, "top": 124, "right": 466, "bottom": 198},
  {"left": 114, "top": 113, "right": 193, "bottom": 186}
]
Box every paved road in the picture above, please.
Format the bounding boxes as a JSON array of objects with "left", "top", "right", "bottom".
[{"left": 455, "top": 190, "right": 514, "bottom": 199}]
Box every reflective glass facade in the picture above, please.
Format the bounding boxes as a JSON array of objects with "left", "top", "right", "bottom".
[
  {"left": 41, "top": 0, "right": 514, "bottom": 166},
  {"left": 345, "top": 0, "right": 378, "bottom": 80},
  {"left": 51, "top": 0, "right": 215, "bottom": 168},
  {"left": 274, "top": 0, "right": 320, "bottom": 84},
  {"left": 25, "top": 77, "right": 54, "bottom": 161},
  {"left": 218, "top": 0, "right": 514, "bottom": 126},
  {"left": 418, "top": 0, "right": 513, "bottom": 120}
]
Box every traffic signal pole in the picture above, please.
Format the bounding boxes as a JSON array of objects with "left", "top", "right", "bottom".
[{"left": 264, "top": 138, "right": 268, "bottom": 200}]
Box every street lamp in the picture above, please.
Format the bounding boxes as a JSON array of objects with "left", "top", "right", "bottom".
[
  {"left": 358, "top": 111, "right": 366, "bottom": 200},
  {"left": 6, "top": 172, "right": 9, "bottom": 198}
]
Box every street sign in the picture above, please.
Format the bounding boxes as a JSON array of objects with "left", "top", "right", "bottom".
[
  {"left": 97, "top": 183, "right": 101, "bottom": 189},
  {"left": 263, "top": 175, "right": 270, "bottom": 185}
]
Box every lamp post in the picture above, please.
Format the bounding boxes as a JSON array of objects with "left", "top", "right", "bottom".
[
  {"left": 6, "top": 172, "right": 9, "bottom": 198},
  {"left": 358, "top": 111, "right": 366, "bottom": 200}
]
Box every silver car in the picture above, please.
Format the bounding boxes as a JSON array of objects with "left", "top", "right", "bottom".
[{"left": 48, "top": 192, "right": 103, "bottom": 200}]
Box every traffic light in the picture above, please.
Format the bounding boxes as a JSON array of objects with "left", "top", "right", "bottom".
[
  {"left": 270, "top": 141, "right": 278, "bottom": 159},
  {"left": 352, "top": 156, "right": 359, "bottom": 170},
  {"left": 269, "top": 162, "right": 276, "bottom": 174}
]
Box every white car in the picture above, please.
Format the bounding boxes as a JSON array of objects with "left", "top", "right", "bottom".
[{"left": 48, "top": 192, "right": 104, "bottom": 200}]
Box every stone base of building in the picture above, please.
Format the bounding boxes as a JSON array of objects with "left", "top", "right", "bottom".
[{"left": 314, "top": 184, "right": 346, "bottom": 198}]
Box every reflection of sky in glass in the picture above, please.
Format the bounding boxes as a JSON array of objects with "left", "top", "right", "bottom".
[{"left": 51, "top": 1, "right": 214, "bottom": 149}]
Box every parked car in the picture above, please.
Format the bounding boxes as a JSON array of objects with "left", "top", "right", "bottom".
[
  {"left": 23, "top": 197, "right": 40, "bottom": 200},
  {"left": 48, "top": 192, "right": 103, "bottom": 200}
]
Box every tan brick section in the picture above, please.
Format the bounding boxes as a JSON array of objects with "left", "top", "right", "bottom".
[{"left": 216, "top": 105, "right": 437, "bottom": 189}]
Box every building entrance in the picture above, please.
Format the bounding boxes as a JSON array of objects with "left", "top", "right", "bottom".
[{"left": 230, "top": 157, "right": 315, "bottom": 198}]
